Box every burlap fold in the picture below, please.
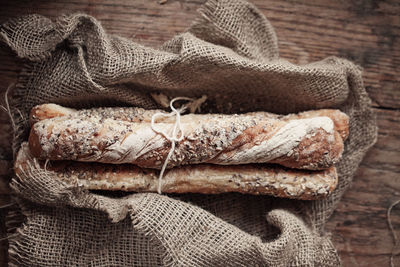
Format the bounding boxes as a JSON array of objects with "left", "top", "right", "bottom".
[{"left": 1, "top": 0, "right": 377, "bottom": 266}]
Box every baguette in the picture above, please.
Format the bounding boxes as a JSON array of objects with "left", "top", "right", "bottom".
[
  {"left": 15, "top": 143, "right": 338, "bottom": 200},
  {"left": 30, "top": 103, "right": 349, "bottom": 140},
  {"left": 29, "top": 104, "right": 348, "bottom": 170}
]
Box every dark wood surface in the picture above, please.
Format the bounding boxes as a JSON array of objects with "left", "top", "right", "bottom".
[{"left": 0, "top": 0, "right": 399, "bottom": 266}]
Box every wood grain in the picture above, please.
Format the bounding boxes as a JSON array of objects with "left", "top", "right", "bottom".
[
  {"left": 326, "top": 108, "right": 400, "bottom": 266},
  {"left": 0, "top": 0, "right": 399, "bottom": 266}
]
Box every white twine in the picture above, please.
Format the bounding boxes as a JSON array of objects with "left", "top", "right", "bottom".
[
  {"left": 388, "top": 199, "right": 400, "bottom": 267},
  {"left": 151, "top": 97, "right": 193, "bottom": 194}
]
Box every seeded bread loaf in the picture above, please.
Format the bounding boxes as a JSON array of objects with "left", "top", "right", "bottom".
[
  {"left": 15, "top": 143, "right": 338, "bottom": 200},
  {"left": 28, "top": 104, "right": 349, "bottom": 170},
  {"left": 30, "top": 103, "right": 349, "bottom": 140}
]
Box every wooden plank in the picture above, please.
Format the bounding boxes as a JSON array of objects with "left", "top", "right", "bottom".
[
  {"left": 0, "top": 0, "right": 398, "bottom": 109},
  {"left": 0, "top": 0, "right": 399, "bottom": 266},
  {"left": 0, "top": 160, "right": 11, "bottom": 194},
  {"left": 326, "top": 108, "right": 400, "bottom": 266},
  {"left": 253, "top": 0, "right": 400, "bottom": 109},
  {"left": 0, "top": 194, "right": 11, "bottom": 265}
]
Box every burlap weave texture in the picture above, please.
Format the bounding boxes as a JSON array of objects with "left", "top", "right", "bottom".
[{"left": 0, "top": 0, "right": 377, "bottom": 266}]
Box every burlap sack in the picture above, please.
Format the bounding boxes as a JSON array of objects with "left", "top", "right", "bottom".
[{"left": 0, "top": 0, "right": 377, "bottom": 266}]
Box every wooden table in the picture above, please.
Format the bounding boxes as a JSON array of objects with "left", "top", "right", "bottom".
[{"left": 0, "top": 0, "right": 399, "bottom": 266}]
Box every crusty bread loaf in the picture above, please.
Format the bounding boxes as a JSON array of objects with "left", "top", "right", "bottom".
[
  {"left": 15, "top": 143, "right": 338, "bottom": 200},
  {"left": 28, "top": 104, "right": 348, "bottom": 170},
  {"left": 30, "top": 104, "right": 349, "bottom": 140}
]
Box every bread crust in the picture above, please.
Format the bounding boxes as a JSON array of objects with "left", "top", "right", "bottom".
[
  {"left": 15, "top": 143, "right": 338, "bottom": 200},
  {"left": 28, "top": 104, "right": 349, "bottom": 170},
  {"left": 29, "top": 104, "right": 159, "bottom": 126},
  {"left": 30, "top": 104, "right": 349, "bottom": 140}
]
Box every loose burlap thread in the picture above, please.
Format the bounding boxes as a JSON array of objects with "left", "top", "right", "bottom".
[{"left": 0, "top": 0, "right": 377, "bottom": 266}]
